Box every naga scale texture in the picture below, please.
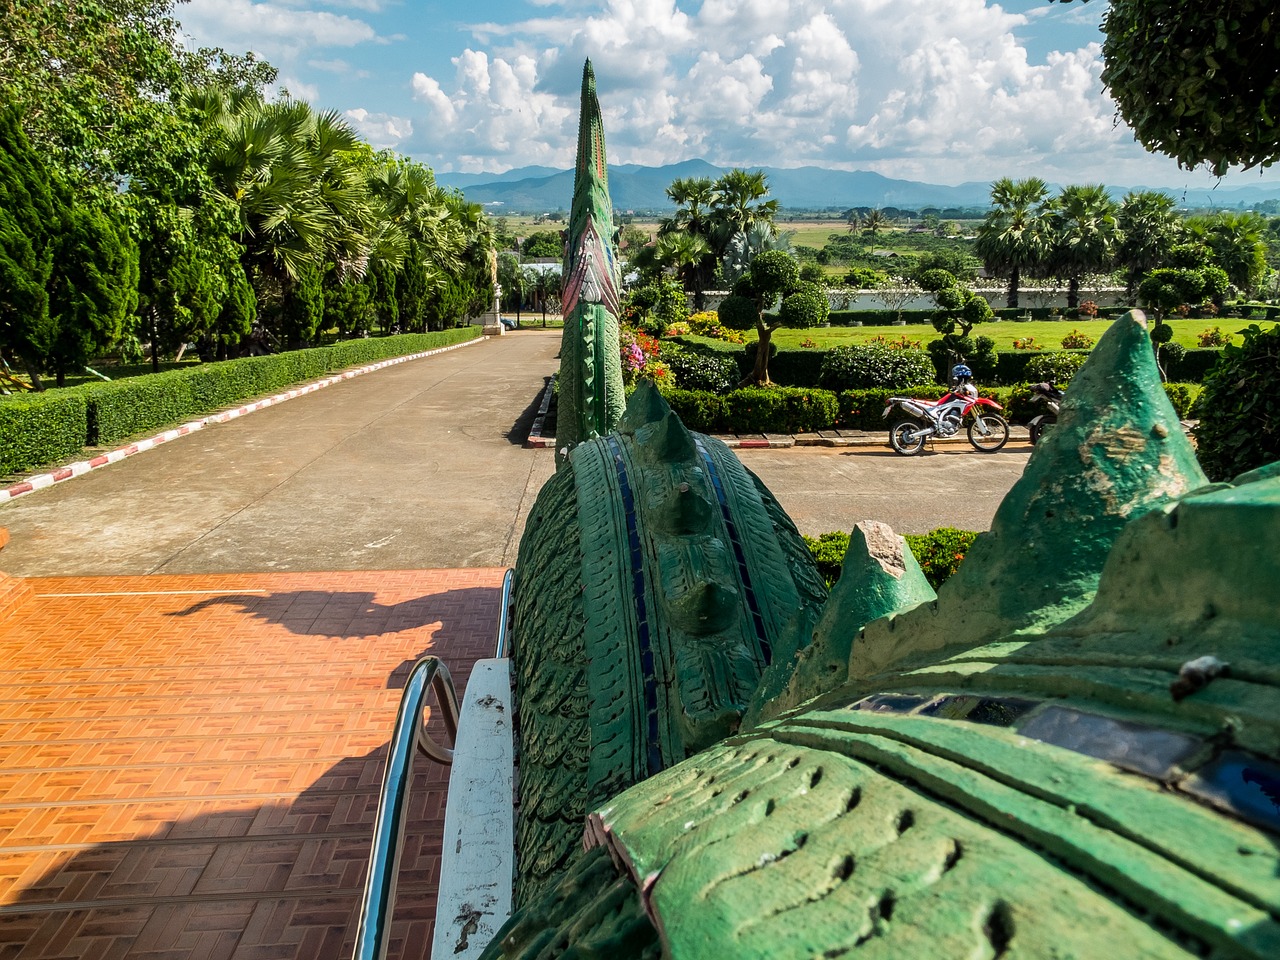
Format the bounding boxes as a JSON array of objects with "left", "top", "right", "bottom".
[
  {"left": 485, "top": 311, "right": 1280, "bottom": 959},
  {"left": 509, "top": 382, "right": 828, "bottom": 905},
  {"left": 555, "top": 59, "right": 625, "bottom": 465}
]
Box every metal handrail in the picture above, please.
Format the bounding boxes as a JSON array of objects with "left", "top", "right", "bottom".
[
  {"left": 494, "top": 568, "right": 514, "bottom": 658},
  {"left": 352, "top": 656, "right": 459, "bottom": 960},
  {"left": 352, "top": 569, "right": 516, "bottom": 959}
]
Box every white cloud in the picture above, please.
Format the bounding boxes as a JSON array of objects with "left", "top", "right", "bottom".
[
  {"left": 400, "top": 0, "right": 1144, "bottom": 180},
  {"left": 344, "top": 108, "right": 413, "bottom": 148},
  {"left": 179, "top": 0, "right": 381, "bottom": 61}
]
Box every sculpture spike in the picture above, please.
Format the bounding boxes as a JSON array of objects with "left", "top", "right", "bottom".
[
  {"left": 636, "top": 409, "right": 698, "bottom": 464},
  {"left": 556, "top": 60, "right": 625, "bottom": 466},
  {"left": 653, "top": 483, "right": 715, "bottom": 536},
  {"left": 617, "top": 379, "right": 669, "bottom": 434},
  {"left": 664, "top": 580, "right": 741, "bottom": 636},
  {"left": 851, "top": 310, "right": 1209, "bottom": 678},
  {"left": 745, "top": 520, "right": 936, "bottom": 725}
]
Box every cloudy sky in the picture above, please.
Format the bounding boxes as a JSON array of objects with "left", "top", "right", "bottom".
[{"left": 176, "top": 0, "right": 1280, "bottom": 192}]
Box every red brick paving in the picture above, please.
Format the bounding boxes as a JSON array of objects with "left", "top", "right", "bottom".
[{"left": 0, "top": 569, "right": 506, "bottom": 959}]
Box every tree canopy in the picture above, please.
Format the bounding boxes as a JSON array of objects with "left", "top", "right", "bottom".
[{"left": 1057, "top": 0, "right": 1280, "bottom": 174}]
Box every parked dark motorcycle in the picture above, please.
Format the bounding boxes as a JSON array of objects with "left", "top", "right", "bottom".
[
  {"left": 1027, "top": 381, "right": 1064, "bottom": 445},
  {"left": 883, "top": 365, "right": 1009, "bottom": 456}
]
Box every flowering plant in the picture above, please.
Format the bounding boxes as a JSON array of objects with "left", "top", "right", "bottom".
[
  {"left": 1060, "top": 329, "right": 1096, "bottom": 349},
  {"left": 619, "top": 325, "right": 671, "bottom": 387},
  {"left": 1078, "top": 300, "right": 1099, "bottom": 318},
  {"left": 687, "top": 310, "right": 746, "bottom": 344}
]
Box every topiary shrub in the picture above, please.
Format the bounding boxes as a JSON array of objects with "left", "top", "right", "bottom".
[
  {"left": 819, "top": 344, "right": 936, "bottom": 391},
  {"left": 1194, "top": 323, "right": 1280, "bottom": 480},
  {"left": 1025, "top": 351, "right": 1088, "bottom": 385},
  {"left": 779, "top": 281, "right": 830, "bottom": 329}
]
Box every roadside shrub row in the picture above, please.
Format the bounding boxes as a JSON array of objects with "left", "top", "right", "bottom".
[
  {"left": 0, "top": 391, "right": 90, "bottom": 477},
  {"left": 804, "top": 527, "right": 981, "bottom": 590},
  {"left": 0, "top": 329, "right": 480, "bottom": 476},
  {"left": 740, "top": 343, "right": 1223, "bottom": 388},
  {"left": 662, "top": 381, "right": 1201, "bottom": 436}
]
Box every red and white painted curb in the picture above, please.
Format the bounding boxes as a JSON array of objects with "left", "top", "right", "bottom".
[{"left": 2, "top": 337, "right": 487, "bottom": 503}]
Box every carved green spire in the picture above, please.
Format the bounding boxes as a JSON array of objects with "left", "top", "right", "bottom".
[
  {"left": 744, "top": 521, "right": 936, "bottom": 726},
  {"left": 557, "top": 60, "right": 625, "bottom": 465},
  {"left": 850, "top": 309, "right": 1209, "bottom": 679}
]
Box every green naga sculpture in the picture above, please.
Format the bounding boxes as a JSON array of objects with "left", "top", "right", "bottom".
[
  {"left": 485, "top": 311, "right": 1280, "bottom": 959},
  {"left": 510, "top": 383, "right": 828, "bottom": 904},
  {"left": 556, "top": 60, "right": 625, "bottom": 464}
]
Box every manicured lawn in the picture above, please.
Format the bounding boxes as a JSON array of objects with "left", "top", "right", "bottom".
[{"left": 762, "top": 316, "right": 1275, "bottom": 352}]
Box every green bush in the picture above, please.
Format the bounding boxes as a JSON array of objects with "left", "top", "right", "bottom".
[
  {"left": 802, "top": 531, "right": 851, "bottom": 587},
  {"left": 819, "top": 344, "right": 936, "bottom": 391},
  {"left": 0, "top": 391, "right": 89, "bottom": 475},
  {"left": 1025, "top": 351, "right": 1087, "bottom": 385},
  {"left": 663, "top": 389, "right": 731, "bottom": 433},
  {"left": 1194, "top": 323, "right": 1280, "bottom": 480},
  {"left": 804, "top": 527, "right": 979, "bottom": 589},
  {"left": 727, "top": 387, "right": 839, "bottom": 434},
  {"left": 903, "top": 528, "right": 981, "bottom": 589},
  {"left": 661, "top": 346, "right": 740, "bottom": 394}
]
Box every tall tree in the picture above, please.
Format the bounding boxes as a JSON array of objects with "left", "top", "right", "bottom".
[
  {"left": 710, "top": 169, "right": 779, "bottom": 255},
  {"left": 1042, "top": 184, "right": 1118, "bottom": 309},
  {"left": 1186, "top": 211, "right": 1269, "bottom": 296},
  {"left": 974, "top": 177, "right": 1050, "bottom": 309},
  {"left": 1115, "top": 191, "right": 1184, "bottom": 301},
  {"left": 659, "top": 176, "right": 717, "bottom": 309},
  {"left": 0, "top": 108, "right": 59, "bottom": 385}
]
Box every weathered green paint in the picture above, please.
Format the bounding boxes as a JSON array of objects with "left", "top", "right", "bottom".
[
  {"left": 745, "top": 521, "right": 936, "bottom": 727},
  {"left": 556, "top": 60, "right": 625, "bottom": 464},
  {"left": 851, "top": 309, "right": 1208, "bottom": 680},
  {"left": 509, "top": 382, "right": 826, "bottom": 903},
  {"left": 485, "top": 306, "right": 1280, "bottom": 958}
]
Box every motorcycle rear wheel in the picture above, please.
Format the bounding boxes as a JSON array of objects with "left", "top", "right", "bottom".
[
  {"left": 889, "top": 420, "right": 927, "bottom": 455},
  {"left": 968, "top": 413, "right": 1010, "bottom": 452},
  {"left": 1029, "top": 420, "right": 1054, "bottom": 445}
]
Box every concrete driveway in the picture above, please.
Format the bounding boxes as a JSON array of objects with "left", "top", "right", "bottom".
[{"left": 0, "top": 329, "right": 1029, "bottom": 577}]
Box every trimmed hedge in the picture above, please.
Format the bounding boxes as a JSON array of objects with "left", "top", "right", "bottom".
[
  {"left": 804, "top": 527, "right": 980, "bottom": 589},
  {"left": 0, "top": 328, "right": 481, "bottom": 474},
  {"left": 664, "top": 386, "right": 839, "bottom": 434},
  {"left": 0, "top": 391, "right": 90, "bottom": 476},
  {"left": 664, "top": 380, "right": 1202, "bottom": 434}
]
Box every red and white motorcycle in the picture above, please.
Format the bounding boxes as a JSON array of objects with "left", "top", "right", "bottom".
[{"left": 883, "top": 366, "right": 1009, "bottom": 455}]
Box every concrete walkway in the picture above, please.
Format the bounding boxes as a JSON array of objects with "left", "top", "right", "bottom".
[
  {"left": 0, "top": 329, "right": 1031, "bottom": 578},
  {"left": 0, "top": 332, "right": 561, "bottom": 578}
]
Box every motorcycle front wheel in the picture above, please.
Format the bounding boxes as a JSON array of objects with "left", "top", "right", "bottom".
[
  {"left": 1029, "top": 420, "right": 1053, "bottom": 445},
  {"left": 889, "top": 420, "right": 927, "bottom": 455},
  {"left": 968, "top": 413, "right": 1010, "bottom": 452}
]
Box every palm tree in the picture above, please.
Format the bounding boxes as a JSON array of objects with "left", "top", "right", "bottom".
[
  {"left": 654, "top": 232, "right": 712, "bottom": 310},
  {"left": 720, "top": 222, "right": 786, "bottom": 287},
  {"left": 659, "top": 176, "right": 716, "bottom": 309},
  {"left": 1186, "top": 211, "right": 1269, "bottom": 296},
  {"left": 710, "top": 168, "right": 778, "bottom": 255},
  {"left": 859, "top": 208, "right": 888, "bottom": 239},
  {"left": 1043, "top": 185, "right": 1119, "bottom": 309},
  {"left": 1115, "top": 191, "right": 1183, "bottom": 301},
  {"left": 974, "top": 177, "right": 1050, "bottom": 309}
]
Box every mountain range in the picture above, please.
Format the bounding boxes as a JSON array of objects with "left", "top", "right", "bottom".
[{"left": 434, "top": 159, "right": 1280, "bottom": 214}]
